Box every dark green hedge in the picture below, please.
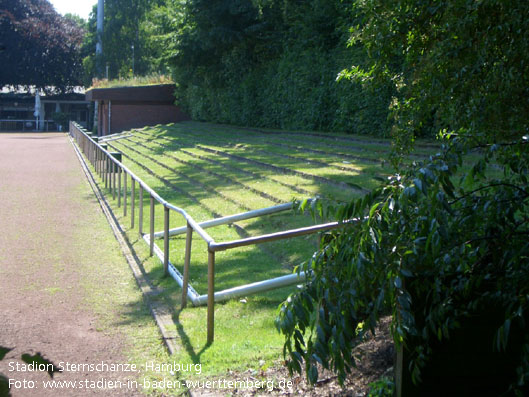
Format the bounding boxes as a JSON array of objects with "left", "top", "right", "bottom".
[{"left": 172, "top": 0, "right": 393, "bottom": 136}]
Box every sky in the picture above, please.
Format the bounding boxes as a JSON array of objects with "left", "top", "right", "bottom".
[{"left": 49, "top": 0, "right": 97, "bottom": 20}]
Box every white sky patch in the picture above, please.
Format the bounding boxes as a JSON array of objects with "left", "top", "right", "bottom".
[{"left": 49, "top": 0, "right": 97, "bottom": 20}]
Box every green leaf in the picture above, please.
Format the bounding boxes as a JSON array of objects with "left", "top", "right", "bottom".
[
  {"left": 0, "top": 374, "right": 11, "bottom": 397},
  {"left": 413, "top": 178, "right": 425, "bottom": 194},
  {"left": 496, "top": 319, "right": 511, "bottom": 352},
  {"left": 21, "top": 353, "right": 62, "bottom": 378},
  {"left": 369, "top": 202, "right": 380, "bottom": 218},
  {"left": 312, "top": 353, "right": 323, "bottom": 366},
  {"left": 289, "top": 355, "right": 302, "bottom": 374},
  {"left": 308, "top": 364, "right": 318, "bottom": 384},
  {"left": 0, "top": 346, "right": 12, "bottom": 361},
  {"left": 299, "top": 198, "right": 310, "bottom": 212}
]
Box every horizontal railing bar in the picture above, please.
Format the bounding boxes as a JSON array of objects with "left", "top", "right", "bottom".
[
  {"left": 73, "top": 123, "right": 172, "bottom": 206},
  {"left": 143, "top": 232, "right": 306, "bottom": 308},
  {"left": 98, "top": 131, "right": 132, "bottom": 139},
  {"left": 70, "top": 122, "right": 215, "bottom": 245},
  {"left": 152, "top": 202, "right": 293, "bottom": 239},
  {"left": 70, "top": 122, "right": 362, "bottom": 321},
  {"left": 194, "top": 271, "right": 306, "bottom": 306},
  {"left": 209, "top": 221, "right": 349, "bottom": 252},
  {"left": 99, "top": 134, "right": 133, "bottom": 143}
]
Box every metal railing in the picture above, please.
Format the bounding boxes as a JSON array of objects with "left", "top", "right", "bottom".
[
  {"left": 69, "top": 122, "right": 347, "bottom": 343},
  {"left": 0, "top": 119, "right": 59, "bottom": 132}
]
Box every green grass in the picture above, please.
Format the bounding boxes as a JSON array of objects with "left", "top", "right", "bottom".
[
  {"left": 74, "top": 120, "right": 509, "bottom": 396},
  {"left": 66, "top": 166, "right": 183, "bottom": 395},
  {"left": 84, "top": 121, "right": 443, "bottom": 392},
  {"left": 89, "top": 74, "right": 173, "bottom": 89}
]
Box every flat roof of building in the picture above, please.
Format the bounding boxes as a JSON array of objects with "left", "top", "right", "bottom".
[{"left": 85, "top": 84, "right": 176, "bottom": 103}]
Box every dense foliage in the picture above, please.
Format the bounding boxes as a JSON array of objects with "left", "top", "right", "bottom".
[
  {"left": 82, "top": 0, "right": 167, "bottom": 83},
  {"left": 80, "top": 0, "right": 393, "bottom": 135},
  {"left": 276, "top": 0, "right": 529, "bottom": 392},
  {"left": 0, "top": 0, "right": 85, "bottom": 91},
  {"left": 150, "top": 0, "right": 393, "bottom": 135}
]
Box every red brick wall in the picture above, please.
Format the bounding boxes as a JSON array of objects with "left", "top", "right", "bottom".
[{"left": 109, "top": 103, "right": 189, "bottom": 135}]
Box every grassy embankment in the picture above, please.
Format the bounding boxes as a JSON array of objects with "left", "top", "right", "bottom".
[{"left": 89, "top": 122, "right": 441, "bottom": 387}]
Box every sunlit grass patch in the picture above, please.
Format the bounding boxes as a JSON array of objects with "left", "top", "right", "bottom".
[{"left": 94, "top": 121, "right": 442, "bottom": 382}]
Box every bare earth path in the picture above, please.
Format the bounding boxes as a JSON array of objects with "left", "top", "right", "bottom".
[{"left": 0, "top": 133, "right": 143, "bottom": 396}]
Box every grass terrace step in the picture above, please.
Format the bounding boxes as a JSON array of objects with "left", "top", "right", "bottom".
[
  {"left": 82, "top": 121, "right": 496, "bottom": 386},
  {"left": 108, "top": 138, "right": 316, "bottom": 268},
  {"left": 132, "top": 129, "right": 359, "bottom": 202},
  {"left": 89, "top": 121, "right": 444, "bottom": 384},
  {"left": 125, "top": 136, "right": 285, "bottom": 205}
]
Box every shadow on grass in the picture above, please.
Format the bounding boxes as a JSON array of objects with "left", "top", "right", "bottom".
[
  {"left": 173, "top": 308, "right": 210, "bottom": 364},
  {"left": 85, "top": 122, "right": 446, "bottom": 375},
  {"left": 133, "top": 123, "right": 433, "bottom": 199}
]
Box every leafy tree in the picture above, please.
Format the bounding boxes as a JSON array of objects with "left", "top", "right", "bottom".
[
  {"left": 277, "top": 0, "right": 529, "bottom": 393},
  {"left": 172, "top": 0, "right": 268, "bottom": 86},
  {"left": 82, "top": 0, "right": 165, "bottom": 81},
  {"left": 167, "top": 0, "right": 392, "bottom": 134},
  {"left": 63, "top": 13, "right": 87, "bottom": 30},
  {"left": 0, "top": 0, "right": 85, "bottom": 92},
  {"left": 141, "top": 0, "right": 185, "bottom": 75}
]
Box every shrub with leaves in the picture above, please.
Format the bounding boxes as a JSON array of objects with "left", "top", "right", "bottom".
[
  {"left": 276, "top": 135, "right": 529, "bottom": 390},
  {"left": 277, "top": 0, "right": 529, "bottom": 392}
]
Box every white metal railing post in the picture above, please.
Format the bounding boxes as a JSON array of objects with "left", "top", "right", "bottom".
[
  {"left": 139, "top": 185, "right": 144, "bottom": 235},
  {"left": 108, "top": 158, "right": 112, "bottom": 193},
  {"left": 123, "top": 172, "right": 127, "bottom": 217},
  {"left": 118, "top": 165, "right": 121, "bottom": 207},
  {"left": 89, "top": 140, "right": 93, "bottom": 165},
  {"left": 91, "top": 141, "right": 96, "bottom": 168},
  {"left": 112, "top": 161, "right": 116, "bottom": 200},
  {"left": 131, "top": 179, "right": 135, "bottom": 228},
  {"left": 98, "top": 147, "right": 102, "bottom": 176},
  {"left": 149, "top": 195, "right": 155, "bottom": 256},
  {"left": 105, "top": 156, "right": 109, "bottom": 189},
  {"left": 163, "top": 206, "right": 169, "bottom": 275},
  {"left": 94, "top": 144, "right": 98, "bottom": 174}
]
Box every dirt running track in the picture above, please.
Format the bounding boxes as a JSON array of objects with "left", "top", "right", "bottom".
[{"left": 0, "top": 133, "right": 142, "bottom": 396}]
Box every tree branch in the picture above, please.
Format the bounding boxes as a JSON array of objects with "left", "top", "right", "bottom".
[{"left": 449, "top": 182, "right": 529, "bottom": 205}]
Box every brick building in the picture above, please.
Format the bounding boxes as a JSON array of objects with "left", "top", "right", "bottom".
[{"left": 85, "top": 84, "right": 189, "bottom": 136}]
